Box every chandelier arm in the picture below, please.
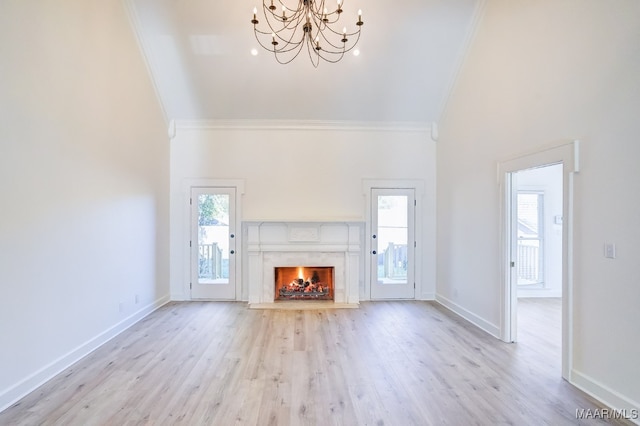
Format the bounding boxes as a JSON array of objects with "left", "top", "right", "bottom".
[
  {"left": 253, "top": 32, "right": 276, "bottom": 52},
  {"left": 306, "top": 37, "right": 321, "bottom": 68},
  {"left": 275, "top": 15, "right": 307, "bottom": 47},
  {"left": 317, "top": 10, "right": 343, "bottom": 25},
  {"left": 261, "top": 5, "right": 305, "bottom": 35},
  {"left": 316, "top": 51, "right": 346, "bottom": 64},
  {"left": 274, "top": 38, "right": 307, "bottom": 65},
  {"left": 311, "top": 0, "right": 323, "bottom": 17},
  {"left": 310, "top": 38, "right": 346, "bottom": 64},
  {"left": 316, "top": 28, "right": 360, "bottom": 52},
  {"left": 263, "top": 1, "right": 305, "bottom": 28},
  {"left": 254, "top": 28, "right": 305, "bottom": 55},
  {"left": 253, "top": 31, "right": 297, "bottom": 55}
]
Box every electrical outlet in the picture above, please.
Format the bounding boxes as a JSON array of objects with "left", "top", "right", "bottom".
[{"left": 604, "top": 243, "right": 616, "bottom": 259}]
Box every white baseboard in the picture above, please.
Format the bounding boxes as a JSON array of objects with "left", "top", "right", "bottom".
[
  {"left": 571, "top": 370, "right": 640, "bottom": 425},
  {"left": 0, "top": 295, "right": 170, "bottom": 413},
  {"left": 170, "top": 292, "right": 188, "bottom": 301},
  {"left": 420, "top": 292, "right": 436, "bottom": 300},
  {"left": 435, "top": 294, "right": 501, "bottom": 338}
]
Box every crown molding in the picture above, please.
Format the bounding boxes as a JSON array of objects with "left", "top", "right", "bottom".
[{"left": 173, "top": 119, "right": 432, "bottom": 134}]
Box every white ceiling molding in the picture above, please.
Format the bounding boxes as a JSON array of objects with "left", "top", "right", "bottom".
[{"left": 173, "top": 119, "right": 432, "bottom": 134}]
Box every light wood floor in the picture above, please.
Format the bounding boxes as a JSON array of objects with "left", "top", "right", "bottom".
[{"left": 0, "top": 300, "right": 631, "bottom": 425}]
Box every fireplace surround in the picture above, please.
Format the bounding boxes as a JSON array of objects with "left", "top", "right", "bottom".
[{"left": 245, "top": 221, "right": 362, "bottom": 307}]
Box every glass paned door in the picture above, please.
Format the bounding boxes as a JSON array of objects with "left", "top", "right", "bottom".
[
  {"left": 191, "top": 187, "right": 236, "bottom": 299},
  {"left": 371, "top": 188, "right": 415, "bottom": 299}
]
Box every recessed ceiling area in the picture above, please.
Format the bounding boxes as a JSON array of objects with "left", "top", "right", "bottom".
[{"left": 127, "top": 0, "right": 482, "bottom": 124}]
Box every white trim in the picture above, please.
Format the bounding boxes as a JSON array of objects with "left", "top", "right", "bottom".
[
  {"left": 421, "top": 292, "right": 436, "bottom": 300},
  {"left": 174, "top": 119, "right": 431, "bottom": 134},
  {"left": 497, "top": 140, "right": 579, "bottom": 179},
  {"left": 435, "top": 294, "right": 501, "bottom": 338},
  {"left": 571, "top": 370, "right": 640, "bottom": 425},
  {"left": 0, "top": 295, "right": 170, "bottom": 413},
  {"left": 498, "top": 140, "right": 580, "bottom": 381}
]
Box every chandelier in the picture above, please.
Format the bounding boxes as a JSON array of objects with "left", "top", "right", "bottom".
[{"left": 251, "top": 0, "right": 364, "bottom": 67}]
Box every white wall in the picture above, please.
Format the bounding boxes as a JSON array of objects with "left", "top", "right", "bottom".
[
  {"left": 0, "top": 0, "right": 169, "bottom": 410},
  {"left": 169, "top": 123, "right": 436, "bottom": 301},
  {"left": 517, "top": 164, "right": 563, "bottom": 298},
  {"left": 438, "top": 0, "right": 640, "bottom": 413}
]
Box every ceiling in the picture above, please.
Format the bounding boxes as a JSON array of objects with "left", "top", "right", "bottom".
[{"left": 128, "top": 0, "right": 481, "bottom": 125}]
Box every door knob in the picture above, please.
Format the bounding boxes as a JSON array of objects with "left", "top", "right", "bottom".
[
  {"left": 372, "top": 250, "right": 377, "bottom": 255},
  {"left": 230, "top": 233, "right": 235, "bottom": 238},
  {"left": 372, "top": 234, "right": 377, "bottom": 239},
  {"left": 230, "top": 250, "right": 235, "bottom": 255}
]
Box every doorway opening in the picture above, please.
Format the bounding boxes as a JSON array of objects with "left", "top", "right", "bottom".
[
  {"left": 513, "top": 164, "right": 563, "bottom": 376},
  {"left": 499, "top": 140, "right": 579, "bottom": 380}
]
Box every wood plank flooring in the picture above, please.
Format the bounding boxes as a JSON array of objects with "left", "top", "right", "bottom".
[{"left": 0, "top": 300, "right": 631, "bottom": 425}]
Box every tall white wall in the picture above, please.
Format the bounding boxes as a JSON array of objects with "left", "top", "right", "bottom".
[
  {"left": 438, "top": 0, "right": 640, "bottom": 412},
  {"left": 170, "top": 123, "right": 436, "bottom": 301},
  {"left": 0, "top": 0, "right": 169, "bottom": 410}
]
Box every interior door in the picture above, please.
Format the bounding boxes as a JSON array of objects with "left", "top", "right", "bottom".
[
  {"left": 370, "top": 188, "right": 416, "bottom": 299},
  {"left": 190, "top": 187, "right": 236, "bottom": 300}
]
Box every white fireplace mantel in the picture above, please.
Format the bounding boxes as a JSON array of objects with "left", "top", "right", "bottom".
[{"left": 245, "top": 221, "right": 362, "bottom": 307}]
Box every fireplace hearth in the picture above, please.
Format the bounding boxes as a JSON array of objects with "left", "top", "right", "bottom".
[{"left": 275, "top": 266, "right": 334, "bottom": 301}]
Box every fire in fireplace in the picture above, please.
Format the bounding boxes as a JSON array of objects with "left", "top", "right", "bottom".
[{"left": 274, "top": 266, "right": 334, "bottom": 301}]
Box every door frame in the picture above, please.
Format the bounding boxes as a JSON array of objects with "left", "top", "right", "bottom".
[
  {"left": 182, "top": 179, "right": 244, "bottom": 301},
  {"left": 498, "top": 141, "right": 579, "bottom": 380},
  {"left": 370, "top": 188, "right": 416, "bottom": 300},
  {"left": 363, "top": 179, "right": 425, "bottom": 301}
]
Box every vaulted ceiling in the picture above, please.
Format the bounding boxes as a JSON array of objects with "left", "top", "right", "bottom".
[{"left": 127, "top": 0, "right": 481, "bottom": 124}]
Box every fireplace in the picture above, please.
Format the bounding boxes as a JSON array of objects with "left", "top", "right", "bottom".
[
  {"left": 245, "top": 221, "right": 362, "bottom": 307},
  {"left": 275, "top": 266, "right": 334, "bottom": 301}
]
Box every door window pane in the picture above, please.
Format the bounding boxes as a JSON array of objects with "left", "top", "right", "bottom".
[
  {"left": 377, "top": 195, "right": 408, "bottom": 284},
  {"left": 198, "top": 194, "right": 230, "bottom": 284}
]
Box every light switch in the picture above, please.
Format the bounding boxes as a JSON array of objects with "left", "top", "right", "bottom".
[{"left": 604, "top": 243, "right": 616, "bottom": 259}]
